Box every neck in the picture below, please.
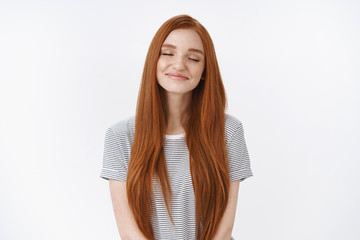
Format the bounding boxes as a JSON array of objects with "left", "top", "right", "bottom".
[{"left": 164, "top": 92, "right": 192, "bottom": 134}]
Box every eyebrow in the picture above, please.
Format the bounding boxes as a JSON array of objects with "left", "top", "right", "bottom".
[{"left": 161, "top": 43, "right": 204, "bottom": 56}]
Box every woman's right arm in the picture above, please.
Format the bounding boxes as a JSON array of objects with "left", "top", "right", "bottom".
[{"left": 109, "top": 179, "right": 148, "bottom": 240}]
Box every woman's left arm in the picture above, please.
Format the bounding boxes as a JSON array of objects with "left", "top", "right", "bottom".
[{"left": 213, "top": 179, "right": 241, "bottom": 240}]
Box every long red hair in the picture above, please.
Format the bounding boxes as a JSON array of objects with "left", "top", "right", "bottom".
[{"left": 126, "top": 14, "right": 230, "bottom": 240}]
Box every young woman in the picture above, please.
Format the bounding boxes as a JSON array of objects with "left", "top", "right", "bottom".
[{"left": 100, "top": 14, "right": 253, "bottom": 240}]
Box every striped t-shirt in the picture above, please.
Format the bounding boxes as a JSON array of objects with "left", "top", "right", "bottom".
[{"left": 100, "top": 113, "right": 253, "bottom": 240}]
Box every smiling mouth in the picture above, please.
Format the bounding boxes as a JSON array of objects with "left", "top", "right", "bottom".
[{"left": 166, "top": 74, "right": 188, "bottom": 81}]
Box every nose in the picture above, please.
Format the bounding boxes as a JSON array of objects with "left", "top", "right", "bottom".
[{"left": 172, "top": 55, "right": 186, "bottom": 70}]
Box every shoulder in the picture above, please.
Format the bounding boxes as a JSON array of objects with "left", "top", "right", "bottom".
[
  {"left": 225, "top": 113, "right": 244, "bottom": 142},
  {"left": 225, "top": 113, "right": 243, "bottom": 130},
  {"left": 106, "top": 115, "right": 136, "bottom": 139}
]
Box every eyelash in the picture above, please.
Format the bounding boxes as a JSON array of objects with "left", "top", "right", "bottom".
[{"left": 161, "top": 53, "right": 200, "bottom": 62}]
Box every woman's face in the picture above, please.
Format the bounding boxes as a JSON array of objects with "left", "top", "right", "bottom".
[{"left": 156, "top": 28, "right": 205, "bottom": 94}]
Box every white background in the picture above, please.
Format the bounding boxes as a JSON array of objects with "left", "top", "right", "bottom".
[{"left": 1, "top": 0, "right": 359, "bottom": 239}]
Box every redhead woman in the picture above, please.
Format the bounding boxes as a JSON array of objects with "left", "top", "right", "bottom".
[{"left": 100, "top": 14, "right": 253, "bottom": 240}]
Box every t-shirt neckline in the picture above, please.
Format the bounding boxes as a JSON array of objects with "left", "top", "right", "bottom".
[{"left": 165, "top": 132, "right": 186, "bottom": 139}]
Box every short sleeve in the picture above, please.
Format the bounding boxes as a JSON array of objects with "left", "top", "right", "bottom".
[
  {"left": 227, "top": 122, "right": 253, "bottom": 182},
  {"left": 99, "top": 127, "right": 127, "bottom": 181}
]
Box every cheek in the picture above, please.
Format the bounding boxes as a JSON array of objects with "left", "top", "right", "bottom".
[
  {"left": 192, "top": 64, "right": 205, "bottom": 77},
  {"left": 157, "top": 59, "right": 167, "bottom": 72}
]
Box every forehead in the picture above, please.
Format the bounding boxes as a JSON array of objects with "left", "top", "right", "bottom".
[{"left": 162, "top": 28, "right": 204, "bottom": 51}]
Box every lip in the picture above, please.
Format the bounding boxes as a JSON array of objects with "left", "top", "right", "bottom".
[{"left": 166, "top": 73, "right": 188, "bottom": 80}]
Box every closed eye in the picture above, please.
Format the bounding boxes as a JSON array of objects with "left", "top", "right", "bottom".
[
  {"left": 162, "top": 53, "right": 200, "bottom": 62},
  {"left": 189, "top": 58, "right": 200, "bottom": 62}
]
